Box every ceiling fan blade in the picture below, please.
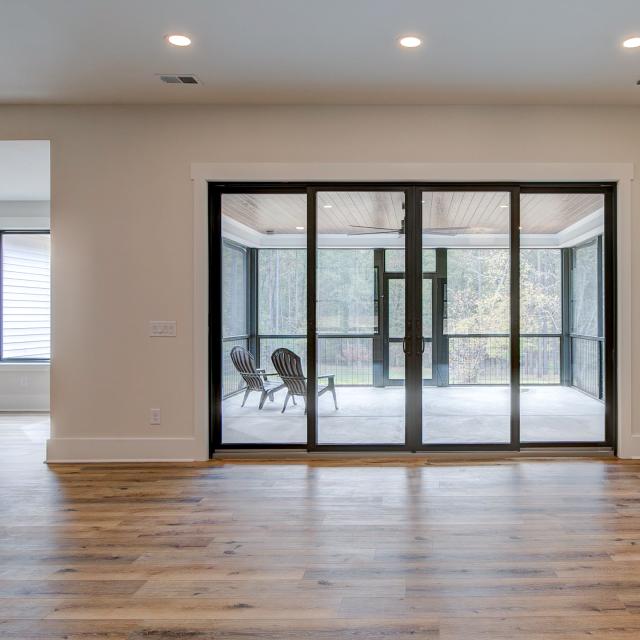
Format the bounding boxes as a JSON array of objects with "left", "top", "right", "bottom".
[
  {"left": 349, "top": 225, "right": 398, "bottom": 231},
  {"left": 347, "top": 230, "right": 398, "bottom": 236}
]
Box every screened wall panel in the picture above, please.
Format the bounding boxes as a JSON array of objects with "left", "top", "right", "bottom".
[
  {"left": 571, "top": 240, "right": 599, "bottom": 337},
  {"left": 445, "top": 249, "right": 510, "bottom": 335},
  {"left": 571, "top": 337, "right": 600, "bottom": 398},
  {"left": 259, "top": 337, "right": 306, "bottom": 372},
  {"left": 258, "top": 249, "right": 306, "bottom": 335},
  {"left": 569, "top": 237, "right": 603, "bottom": 400},
  {"left": 317, "top": 250, "right": 376, "bottom": 334},
  {"left": 318, "top": 337, "right": 373, "bottom": 385},
  {"left": 448, "top": 336, "right": 510, "bottom": 385},
  {"left": 520, "top": 337, "right": 560, "bottom": 384},
  {"left": 520, "top": 249, "right": 561, "bottom": 335},
  {"left": 222, "top": 242, "right": 247, "bottom": 338},
  {"left": 222, "top": 338, "right": 249, "bottom": 397}
]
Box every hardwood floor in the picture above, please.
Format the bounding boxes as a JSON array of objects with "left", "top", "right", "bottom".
[{"left": 2, "top": 415, "right": 640, "bottom": 639}]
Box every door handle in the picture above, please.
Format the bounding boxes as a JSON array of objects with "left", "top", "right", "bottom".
[
  {"left": 402, "top": 336, "right": 411, "bottom": 354},
  {"left": 418, "top": 337, "right": 425, "bottom": 354}
]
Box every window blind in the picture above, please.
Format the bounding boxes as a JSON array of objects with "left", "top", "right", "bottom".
[{"left": 2, "top": 233, "right": 50, "bottom": 359}]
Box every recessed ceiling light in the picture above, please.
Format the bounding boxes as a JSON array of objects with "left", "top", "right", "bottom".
[
  {"left": 323, "top": 204, "right": 333, "bottom": 209},
  {"left": 295, "top": 226, "right": 304, "bottom": 230},
  {"left": 399, "top": 36, "right": 422, "bottom": 48},
  {"left": 166, "top": 34, "right": 191, "bottom": 47},
  {"left": 623, "top": 36, "right": 640, "bottom": 48}
]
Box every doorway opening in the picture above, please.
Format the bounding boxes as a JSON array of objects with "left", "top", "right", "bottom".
[
  {"left": 209, "top": 183, "right": 615, "bottom": 453},
  {"left": 0, "top": 140, "right": 51, "bottom": 464}
]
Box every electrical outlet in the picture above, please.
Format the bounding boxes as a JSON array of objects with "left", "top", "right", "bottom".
[
  {"left": 149, "top": 321, "right": 177, "bottom": 337},
  {"left": 150, "top": 408, "right": 161, "bottom": 425}
]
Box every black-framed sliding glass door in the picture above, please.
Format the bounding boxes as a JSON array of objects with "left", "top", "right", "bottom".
[
  {"left": 519, "top": 188, "right": 612, "bottom": 446},
  {"left": 420, "top": 189, "right": 519, "bottom": 448},
  {"left": 311, "top": 188, "right": 410, "bottom": 447},
  {"left": 209, "top": 182, "right": 616, "bottom": 454},
  {"left": 215, "top": 188, "right": 308, "bottom": 447}
]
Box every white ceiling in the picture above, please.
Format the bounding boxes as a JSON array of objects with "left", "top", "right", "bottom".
[
  {"left": 0, "top": 141, "right": 50, "bottom": 200},
  {"left": 1, "top": 1, "right": 640, "bottom": 105}
]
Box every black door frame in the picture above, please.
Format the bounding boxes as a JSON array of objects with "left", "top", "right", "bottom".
[{"left": 209, "top": 181, "right": 617, "bottom": 455}]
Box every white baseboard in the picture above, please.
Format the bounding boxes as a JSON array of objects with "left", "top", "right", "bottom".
[
  {"left": 0, "top": 394, "right": 49, "bottom": 412},
  {"left": 46, "top": 437, "right": 203, "bottom": 463}
]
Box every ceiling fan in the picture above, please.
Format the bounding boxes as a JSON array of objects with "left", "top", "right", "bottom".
[{"left": 347, "top": 218, "right": 471, "bottom": 236}]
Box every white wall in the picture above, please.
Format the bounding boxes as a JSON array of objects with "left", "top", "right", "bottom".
[
  {"left": 0, "top": 199, "right": 50, "bottom": 412},
  {"left": 0, "top": 105, "right": 635, "bottom": 460},
  {"left": 0, "top": 200, "right": 49, "bottom": 229},
  {"left": 0, "top": 363, "right": 49, "bottom": 412}
]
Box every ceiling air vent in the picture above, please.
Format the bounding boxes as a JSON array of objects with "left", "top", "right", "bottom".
[{"left": 158, "top": 74, "right": 200, "bottom": 85}]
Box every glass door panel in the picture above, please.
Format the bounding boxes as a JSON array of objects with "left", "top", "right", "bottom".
[
  {"left": 421, "top": 191, "right": 512, "bottom": 445},
  {"left": 220, "top": 192, "right": 307, "bottom": 445},
  {"left": 316, "top": 191, "right": 406, "bottom": 445},
  {"left": 519, "top": 192, "right": 605, "bottom": 443}
]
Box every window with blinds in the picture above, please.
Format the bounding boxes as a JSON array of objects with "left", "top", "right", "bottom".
[{"left": 1, "top": 233, "right": 51, "bottom": 360}]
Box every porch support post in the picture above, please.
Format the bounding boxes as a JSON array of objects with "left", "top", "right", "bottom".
[
  {"left": 561, "top": 247, "right": 572, "bottom": 387},
  {"left": 373, "top": 248, "right": 385, "bottom": 387}
]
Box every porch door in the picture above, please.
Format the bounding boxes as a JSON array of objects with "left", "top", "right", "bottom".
[{"left": 384, "top": 274, "right": 435, "bottom": 387}]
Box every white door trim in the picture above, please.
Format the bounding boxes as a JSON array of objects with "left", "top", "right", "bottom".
[{"left": 191, "top": 162, "right": 634, "bottom": 460}]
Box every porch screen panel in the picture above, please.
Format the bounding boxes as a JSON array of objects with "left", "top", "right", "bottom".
[
  {"left": 519, "top": 249, "right": 562, "bottom": 384},
  {"left": 258, "top": 249, "right": 306, "bottom": 336},
  {"left": 570, "top": 237, "right": 603, "bottom": 400},
  {"left": 221, "top": 241, "right": 248, "bottom": 398},
  {"left": 445, "top": 248, "right": 510, "bottom": 386}
]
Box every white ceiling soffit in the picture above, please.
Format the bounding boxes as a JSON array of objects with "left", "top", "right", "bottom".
[
  {"left": 1, "top": 0, "right": 640, "bottom": 105},
  {"left": 0, "top": 141, "right": 50, "bottom": 200}
]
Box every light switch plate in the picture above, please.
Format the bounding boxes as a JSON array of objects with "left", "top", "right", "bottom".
[
  {"left": 149, "top": 320, "right": 177, "bottom": 337},
  {"left": 150, "top": 408, "right": 161, "bottom": 425}
]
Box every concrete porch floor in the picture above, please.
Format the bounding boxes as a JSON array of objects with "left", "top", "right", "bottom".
[{"left": 222, "top": 386, "right": 605, "bottom": 445}]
